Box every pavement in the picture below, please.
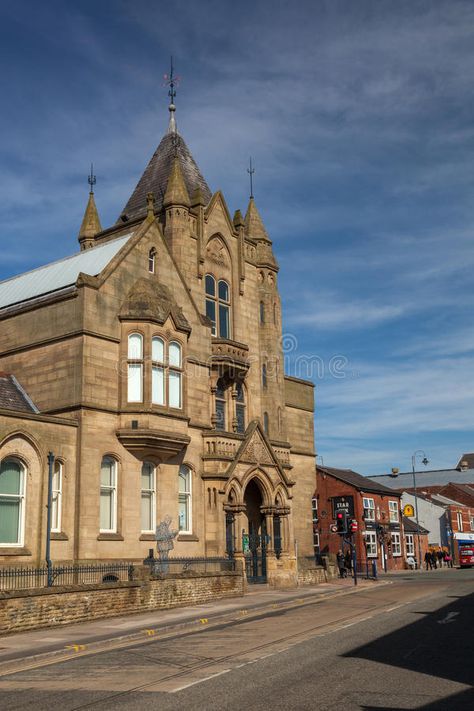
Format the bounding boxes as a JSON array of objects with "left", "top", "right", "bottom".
[{"left": 0, "top": 576, "right": 383, "bottom": 673}]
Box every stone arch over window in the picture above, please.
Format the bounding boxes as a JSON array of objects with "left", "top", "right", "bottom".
[
  {"left": 204, "top": 235, "right": 232, "bottom": 338},
  {"left": 51, "top": 459, "right": 64, "bottom": 533},
  {"left": 127, "top": 332, "right": 144, "bottom": 403}
]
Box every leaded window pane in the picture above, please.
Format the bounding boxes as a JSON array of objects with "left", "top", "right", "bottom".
[
  {"left": 0, "top": 499, "right": 20, "bottom": 544},
  {"left": 128, "top": 363, "right": 142, "bottom": 402},
  {"left": 169, "top": 370, "right": 181, "bottom": 408},
  {"left": 205, "top": 274, "right": 216, "bottom": 296},
  {"left": 206, "top": 299, "right": 216, "bottom": 335},
  {"left": 236, "top": 404, "right": 245, "bottom": 434},
  {"left": 152, "top": 337, "right": 164, "bottom": 363},
  {"left": 0, "top": 460, "right": 22, "bottom": 495},
  {"left": 128, "top": 333, "right": 143, "bottom": 359},
  {"left": 152, "top": 366, "right": 165, "bottom": 405},
  {"left": 169, "top": 341, "right": 181, "bottom": 367},
  {"left": 218, "top": 280, "right": 229, "bottom": 302},
  {"left": 216, "top": 400, "right": 225, "bottom": 430},
  {"left": 218, "top": 304, "right": 229, "bottom": 338}
]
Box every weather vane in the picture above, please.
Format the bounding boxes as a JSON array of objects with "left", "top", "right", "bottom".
[
  {"left": 163, "top": 55, "right": 180, "bottom": 106},
  {"left": 88, "top": 163, "right": 96, "bottom": 194},
  {"left": 247, "top": 157, "right": 255, "bottom": 199}
]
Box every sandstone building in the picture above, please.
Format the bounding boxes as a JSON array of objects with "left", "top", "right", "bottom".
[{"left": 0, "top": 95, "right": 316, "bottom": 586}]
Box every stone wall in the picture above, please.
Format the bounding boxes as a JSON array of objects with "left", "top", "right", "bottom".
[{"left": 0, "top": 570, "right": 244, "bottom": 635}]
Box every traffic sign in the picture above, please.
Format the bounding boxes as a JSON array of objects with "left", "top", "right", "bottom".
[
  {"left": 330, "top": 524, "right": 338, "bottom": 533},
  {"left": 350, "top": 520, "right": 358, "bottom": 532}
]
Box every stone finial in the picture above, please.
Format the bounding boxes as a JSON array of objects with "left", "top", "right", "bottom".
[
  {"left": 244, "top": 197, "right": 270, "bottom": 241},
  {"left": 163, "top": 157, "right": 190, "bottom": 208},
  {"left": 233, "top": 209, "right": 245, "bottom": 229},
  {"left": 78, "top": 192, "right": 102, "bottom": 250},
  {"left": 146, "top": 192, "right": 155, "bottom": 220}
]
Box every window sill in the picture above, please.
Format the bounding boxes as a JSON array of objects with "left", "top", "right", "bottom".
[
  {"left": 177, "top": 534, "right": 199, "bottom": 542},
  {"left": 139, "top": 533, "right": 156, "bottom": 541},
  {"left": 50, "top": 532, "right": 69, "bottom": 541},
  {"left": 97, "top": 533, "right": 124, "bottom": 541},
  {"left": 0, "top": 547, "right": 32, "bottom": 556}
]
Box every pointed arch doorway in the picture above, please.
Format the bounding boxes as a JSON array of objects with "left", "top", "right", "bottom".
[{"left": 243, "top": 479, "right": 267, "bottom": 583}]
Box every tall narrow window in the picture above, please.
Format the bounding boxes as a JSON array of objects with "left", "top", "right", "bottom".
[
  {"left": 100, "top": 456, "right": 117, "bottom": 533},
  {"left": 235, "top": 382, "right": 246, "bottom": 434},
  {"left": 205, "top": 274, "right": 217, "bottom": 336},
  {"left": 178, "top": 465, "right": 192, "bottom": 533},
  {"left": 0, "top": 458, "right": 25, "bottom": 546},
  {"left": 215, "top": 378, "right": 226, "bottom": 431},
  {"left": 152, "top": 337, "right": 165, "bottom": 405},
  {"left": 263, "top": 411, "right": 270, "bottom": 435},
  {"left": 168, "top": 341, "right": 182, "bottom": 408},
  {"left": 262, "top": 363, "right": 267, "bottom": 389},
  {"left": 127, "top": 333, "right": 143, "bottom": 402},
  {"left": 51, "top": 461, "right": 63, "bottom": 533},
  {"left": 148, "top": 248, "right": 156, "bottom": 273},
  {"left": 457, "top": 512, "right": 463, "bottom": 531},
  {"left": 405, "top": 533, "right": 414, "bottom": 557},
  {"left": 141, "top": 462, "right": 156, "bottom": 532},
  {"left": 277, "top": 407, "right": 283, "bottom": 435},
  {"left": 205, "top": 275, "right": 231, "bottom": 338},
  {"left": 259, "top": 301, "right": 265, "bottom": 325},
  {"left": 218, "top": 280, "right": 230, "bottom": 338},
  {"left": 388, "top": 500, "right": 399, "bottom": 523},
  {"left": 363, "top": 497, "right": 375, "bottom": 522}
]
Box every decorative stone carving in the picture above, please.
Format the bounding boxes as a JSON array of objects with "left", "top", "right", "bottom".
[
  {"left": 241, "top": 431, "right": 273, "bottom": 465},
  {"left": 206, "top": 236, "right": 229, "bottom": 269}
]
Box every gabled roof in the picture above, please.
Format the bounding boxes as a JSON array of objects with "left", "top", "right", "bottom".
[
  {"left": 120, "top": 278, "right": 191, "bottom": 333},
  {"left": 318, "top": 465, "right": 400, "bottom": 496},
  {"left": 0, "top": 373, "right": 38, "bottom": 413},
  {"left": 402, "top": 516, "right": 429, "bottom": 535},
  {"left": 119, "top": 132, "right": 212, "bottom": 223},
  {"left": 0, "top": 234, "right": 132, "bottom": 310},
  {"left": 369, "top": 468, "right": 474, "bottom": 489}
]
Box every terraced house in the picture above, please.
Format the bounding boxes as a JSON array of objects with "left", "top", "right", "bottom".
[{"left": 0, "top": 94, "right": 316, "bottom": 586}]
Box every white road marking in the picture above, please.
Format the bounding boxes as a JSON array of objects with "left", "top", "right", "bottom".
[
  {"left": 437, "top": 611, "right": 459, "bottom": 625},
  {"left": 386, "top": 604, "right": 405, "bottom": 612},
  {"left": 171, "top": 668, "right": 231, "bottom": 693}
]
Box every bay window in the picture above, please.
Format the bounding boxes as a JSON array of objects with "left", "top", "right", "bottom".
[{"left": 127, "top": 333, "right": 143, "bottom": 402}]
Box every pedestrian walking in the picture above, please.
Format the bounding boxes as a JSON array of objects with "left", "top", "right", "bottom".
[
  {"left": 336, "top": 549, "right": 347, "bottom": 578},
  {"left": 424, "top": 550, "right": 432, "bottom": 570},
  {"left": 445, "top": 551, "right": 453, "bottom": 568},
  {"left": 344, "top": 549, "right": 352, "bottom": 577},
  {"left": 437, "top": 549, "right": 444, "bottom": 568},
  {"left": 430, "top": 550, "right": 437, "bottom": 569}
]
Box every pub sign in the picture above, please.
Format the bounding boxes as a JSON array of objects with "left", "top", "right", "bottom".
[{"left": 332, "top": 495, "right": 355, "bottom": 519}]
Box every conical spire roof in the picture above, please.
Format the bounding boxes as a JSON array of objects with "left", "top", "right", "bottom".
[
  {"left": 119, "top": 132, "right": 211, "bottom": 223},
  {"left": 163, "top": 157, "right": 190, "bottom": 207},
  {"left": 244, "top": 197, "right": 270, "bottom": 241},
  {"left": 78, "top": 192, "right": 102, "bottom": 245}
]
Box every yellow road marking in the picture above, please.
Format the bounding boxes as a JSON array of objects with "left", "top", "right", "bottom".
[
  {"left": 199, "top": 618, "right": 208, "bottom": 624},
  {"left": 144, "top": 629, "right": 156, "bottom": 636},
  {"left": 65, "top": 644, "right": 86, "bottom": 652}
]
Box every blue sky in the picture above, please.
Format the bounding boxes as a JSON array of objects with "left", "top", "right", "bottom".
[{"left": 0, "top": 0, "right": 473, "bottom": 473}]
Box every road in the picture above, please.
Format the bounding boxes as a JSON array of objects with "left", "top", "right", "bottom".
[{"left": 0, "top": 569, "right": 473, "bottom": 710}]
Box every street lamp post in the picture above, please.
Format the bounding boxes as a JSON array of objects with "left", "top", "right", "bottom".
[{"left": 411, "top": 450, "right": 429, "bottom": 570}]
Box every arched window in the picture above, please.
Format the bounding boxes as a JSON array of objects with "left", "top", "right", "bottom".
[
  {"left": 168, "top": 341, "right": 182, "bottom": 408},
  {"left": 127, "top": 333, "right": 143, "bottom": 403},
  {"left": 215, "top": 377, "right": 227, "bottom": 431},
  {"left": 262, "top": 363, "right": 267, "bottom": 389},
  {"left": 148, "top": 248, "right": 156, "bottom": 274},
  {"left": 236, "top": 382, "right": 246, "bottom": 434},
  {"left": 178, "top": 465, "right": 192, "bottom": 533},
  {"left": 0, "top": 458, "right": 26, "bottom": 545},
  {"left": 205, "top": 275, "right": 231, "bottom": 338},
  {"left": 51, "top": 460, "right": 63, "bottom": 533},
  {"left": 141, "top": 462, "right": 156, "bottom": 532},
  {"left": 100, "top": 456, "right": 117, "bottom": 533},
  {"left": 263, "top": 412, "right": 270, "bottom": 436},
  {"left": 260, "top": 301, "right": 265, "bottom": 325},
  {"left": 152, "top": 337, "right": 165, "bottom": 405}
]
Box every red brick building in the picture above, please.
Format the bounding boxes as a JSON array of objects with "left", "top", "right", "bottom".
[{"left": 316, "top": 466, "right": 406, "bottom": 572}]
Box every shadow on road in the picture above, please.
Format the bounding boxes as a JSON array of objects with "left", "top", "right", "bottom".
[{"left": 345, "top": 592, "right": 474, "bottom": 709}]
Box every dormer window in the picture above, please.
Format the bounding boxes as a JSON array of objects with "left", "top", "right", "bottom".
[
  {"left": 148, "top": 248, "right": 156, "bottom": 274},
  {"left": 205, "top": 274, "right": 231, "bottom": 338}
]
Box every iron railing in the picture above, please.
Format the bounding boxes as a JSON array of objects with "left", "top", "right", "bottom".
[
  {"left": 0, "top": 562, "right": 135, "bottom": 591},
  {"left": 149, "top": 556, "right": 236, "bottom": 576}
]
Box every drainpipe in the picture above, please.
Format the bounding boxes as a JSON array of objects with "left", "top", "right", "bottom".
[{"left": 46, "top": 452, "right": 55, "bottom": 587}]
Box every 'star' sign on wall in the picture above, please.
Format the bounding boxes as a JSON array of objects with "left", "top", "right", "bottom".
[{"left": 332, "top": 496, "right": 355, "bottom": 519}]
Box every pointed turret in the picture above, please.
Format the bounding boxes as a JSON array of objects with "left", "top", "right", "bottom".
[
  {"left": 244, "top": 197, "right": 270, "bottom": 242},
  {"left": 163, "top": 157, "right": 190, "bottom": 208},
  {"left": 78, "top": 191, "right": 102, "bottom": 250}
]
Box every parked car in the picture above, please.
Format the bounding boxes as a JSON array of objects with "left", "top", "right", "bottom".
[{"left": 459, "top": 545, "right": 474, "bottom": 568}]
